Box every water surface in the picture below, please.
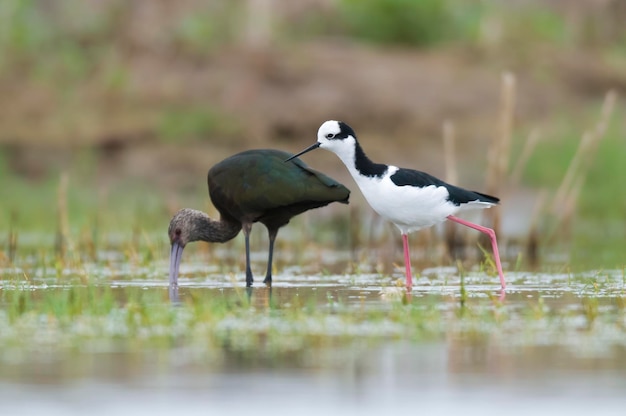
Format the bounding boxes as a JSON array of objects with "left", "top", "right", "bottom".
[{"left": 1, "top": 259, "right": 625, "bottom": 415}]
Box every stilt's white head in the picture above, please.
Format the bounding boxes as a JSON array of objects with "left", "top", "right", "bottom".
[
  {"left": 316, "top": 120, "right": 358, "bottom": 158},
  {"left": 284, "top": 120, "right": 358, "bottom": 163}
]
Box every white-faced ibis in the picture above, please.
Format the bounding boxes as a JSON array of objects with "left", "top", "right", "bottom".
[
  {"left": 286, "top": 121, "right": 505, "bottom": 291},
  {"left": 168, "top": 149, "right": 350, "bottom": 287}
]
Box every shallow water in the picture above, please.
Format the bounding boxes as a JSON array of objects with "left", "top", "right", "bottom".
[
  {"left": 2, "top": 345, "right": 626, "bottom": 416},
  {"left": 1, "top": 257, "right": 625, "bottom": 415}
]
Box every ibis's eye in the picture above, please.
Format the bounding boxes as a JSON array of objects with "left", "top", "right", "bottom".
[{"left": 325, "top": 133, "right": 334, "bottom": 139}]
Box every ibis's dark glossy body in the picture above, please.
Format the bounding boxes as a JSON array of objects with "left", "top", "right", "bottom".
[{"left": 168, "top": 149, "right": 350, "bottom": 287}]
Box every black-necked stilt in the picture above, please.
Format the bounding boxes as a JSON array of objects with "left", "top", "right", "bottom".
[
  {"left": 286, "top": 121, "right": 506, "bottom": 291},
  {"left": 168, "top": 149, "right": 350, "bottom": 288}
]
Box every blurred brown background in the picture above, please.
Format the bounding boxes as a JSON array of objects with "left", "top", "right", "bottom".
[{"left": 1, "top": 0, "right": 623, "bottom": 186}]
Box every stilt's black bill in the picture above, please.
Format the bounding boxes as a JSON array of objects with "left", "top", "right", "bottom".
[
  {"left": 284, "top": 142, "right": 321, "bottom": 162},
  {"left": 169, "top": 241, "right": 184, "bottom": 286}
]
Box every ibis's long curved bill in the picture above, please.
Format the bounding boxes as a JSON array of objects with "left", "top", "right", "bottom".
[
  {"left": 169, "top": 241, "right": 184, "bottom": 286},
  {"left": 284, "top": 142, "right": 321, "bottom": 162}
]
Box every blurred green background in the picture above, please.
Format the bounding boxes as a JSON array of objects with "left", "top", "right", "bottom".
[{"left": 0, "top": 0, "right": 625, "bottom": 269}]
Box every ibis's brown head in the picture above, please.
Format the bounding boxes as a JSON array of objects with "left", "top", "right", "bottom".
[{"left": 167, "top": 208, "right": 205, "bottom": 286}]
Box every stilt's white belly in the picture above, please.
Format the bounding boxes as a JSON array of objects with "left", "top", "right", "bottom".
[{"left": 356, "top": 174, "right": 457, "bottom": 233}]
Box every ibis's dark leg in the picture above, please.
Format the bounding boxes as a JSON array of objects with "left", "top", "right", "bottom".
[
  {"left": 243, "top": 222, "right": 254, "bottom": 287},
  {"left": 263, "top": 227, "right": 279, "bottom": 286}
]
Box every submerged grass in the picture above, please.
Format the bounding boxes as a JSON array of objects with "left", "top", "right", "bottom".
[
  {"left": 1, "top": 266, "right": 625, "bottom": 371},
  {"left": 0, "top": 283, "right": 432, "bottom": 367}
]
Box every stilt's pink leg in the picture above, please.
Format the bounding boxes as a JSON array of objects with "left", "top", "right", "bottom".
[
  {"left": 447, "top": 215, "right": 506, "bottom": 290},
  {"left": 402, "top": 233, "right": 413, "bottom": 290}
]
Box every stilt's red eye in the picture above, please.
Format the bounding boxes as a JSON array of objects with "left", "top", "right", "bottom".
[{"left": 326, "top": 133, "right": 334, "bottom": 139}]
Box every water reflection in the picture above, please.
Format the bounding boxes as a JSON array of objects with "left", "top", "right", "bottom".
[{"left": 1, "top": 340, "right": 625, "bottom": 415}]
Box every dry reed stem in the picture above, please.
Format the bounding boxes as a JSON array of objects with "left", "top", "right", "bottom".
[
  {"left": 528, "top": 190, "right": 550, "bottom": 232},
  {"left": 551, "top": 90, "right": 617, "bottom": 213},
  {"left": 510, "top": 128, "right": 541, "bottom": 185},
  {"left": 485, "top": 72, "right": 516, "bottom": 236},
  {"left": 349, "top": 205, "right": 364, "bottom": 265},
  {"left": 544, "top": 90, "right": 617, "bottom": 246},
  {"left": 8, "top": 231, "right": 17, "bottom": 264},
  {"left": 443, "top": 120, "right": 457, "bottom": 184},
  {"left": 497, "top": 72, "right": 516, "bottom": 182},
  {"left": 55, "top": 172, "right": 71, "bottom": 260},
  {"left": 7, "top": 210, "right": 18, "bottom": 264},
  {"left": 442, "top": 120, "right": 463, "bottom": 261},
  {"left": 525, "top": 189, "right": 549, "bottom": 267},
  {"left": 550, "top": 131, "right": 594, "bottom": 213},
  {"left": 562, "top": 176, "right": 585, "bottom": 238}
]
